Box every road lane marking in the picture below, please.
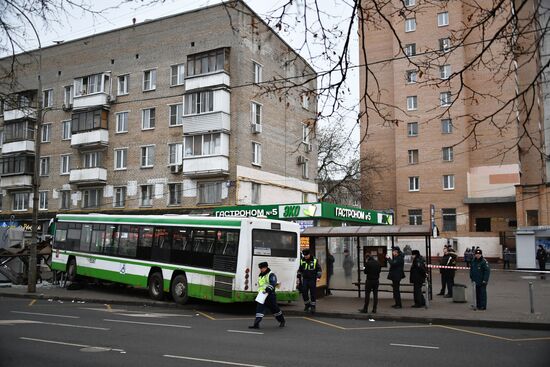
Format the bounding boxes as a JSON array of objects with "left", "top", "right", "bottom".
[
  {"left": 20, "top": 337, "right": 125, "bottom": 353},
  {"left": 196, "top": 311, "right": 216, "bottom": 320},
  {"left": 38, "top": 321, "right": 110, "bottom": 330},
  {"left": 390, "top": 343, "right": 440, "bottom": 350},
  {"left": 28, "top": 300, "right": 37, "bottom": 306},
  {"left": 11, "top": 311, "right": 79, "bottom": 319},
  {"left": 436, "top": 325, "right": 550, "bottom": 342},
  {"left": 346, "top": 325, "right": 433, "bottom": 331},
  {"left": 164, "top": 354, "right": 266, "bottom": 366},
  {"left": 302, "top": 317, "right": 346, "bottom": 330},
  {"left": 104, "top": 319, "right": 191, "bottom": 328},
  {"left": 0, "top": 320, "right": 41, "bottom": 326},
  {"left": 227, "top": 329, "right": 264, "bottom": 335}
]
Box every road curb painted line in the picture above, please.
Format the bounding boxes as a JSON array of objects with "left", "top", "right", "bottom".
[
  {"left": 164, "top": 354, "right": 266, "bottom": 366},
  {"left": 20, "top": 337, "right": 125, "bottom": 353},
  {"left": 390, "top": 343, "right": 439, "bottom": 349},
  {"left": 103, "top": 319, "right": 191, "bottom": 328}
]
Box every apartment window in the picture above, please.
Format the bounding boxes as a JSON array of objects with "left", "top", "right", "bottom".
[
  {"left": 140, "top": 185, "right": 153, "bottom": 206},
  {"left": 0, "top": 98, "right": 4, "bottom": 115},
  {"left": 142, "top": 108, "right": 156, "bottom": 129},
  {"left": 41, "top": 124, "right": 51, "bottom": 143},
  {"left": 143, "top": 69, "right": 157, "bottom": 91},
  {"left": 171, "top": 64, "right": 185, "bottom": 86},
  {"left": 39, "top": 157, "right": 50, "bottom": 176},
  {"left": 117, "top": 74, "right": 129, "bottom": 95},
  {"left": 43, "top": 89, "right": 53, "bottom": 108},
  {"left": 169, "top": 104, "right": 183, "bottom": 126},
  {"left": 114, "top": 187, "right": 126, "bottom": 208},
  {"left": 405, "top": 18, "right": 416, "bottom": 32},
  {"left": 409, "top": 209, "right": 422, "bottom": 225},
  {"left": 407, "top": 96, "right": 418, "bottom": 111},
  {"left": 74, "top": 73, "right": 106, "bottom": 96},
  {"left": 408, "top": 149, "right": 419, "bottom": 165},
  {"left": 440, "top": 64, "right": 451, "bottom": 79},
  {"left": 64, "top": 85, "right": 73, "bottom": 107},
  {"left": 442, "top": 146, "right": 454, "bottom": 161},
  {"left": 440, "top": 91, "right": 451, "bottom": 106},
  {"left": 114, "top": 148, "right": 127, "bottom": 170},
  {"left": 301, "top": 94, "right": 310, "bottom": 110},
  {"left": 141, "top": 145, "right": 155, "bottom": 167},
  {"left": 71, "top": 109, "right": 107, "bottom": 134},
  {"left": 252, "top": 142, "right": 262, "bottom": 166},
  {"left": 198, "top": 181, "right": 222, "bottom": 204},
  {"left": 408, "top": 176, "right": 420, "bottom": 191},
  {"left": 184, "top": 90, "right": 214, "bottom": 115},
  {"left": 168, "top": 143, "right": 183, "bottom": 165},
  {"left": 404, "top": 0, "right": 415, "bottom": 6},
  {"left": 405, "top": 43, "right": 416, "bottom": 57},
  {"left": 251, "top": 102, "right": 262, "bottom": 125},
  {"left": 526, "top": 210, "right": 539, "bottom": 226},
  {"left": 302, "top": 124, "right": 311, "bottom": 144},
  {"left": 442, "top": 208, "right": 457, "bottom": 231},
  {"left": 253, "top": 61, "right": 263, "bottom": 84},
  {"left": 438, "top": 12, "right": 449, "bottom": 27},
  {"left": 302, "top": 158, "right": 310, "bottom": 179},
  {"left": 184, "top": 133, "right": 221, "bottom": 157},
  {"left": 116, "top": 112, "right": 128, "bottom": 133},
  {"left": 441, "top": 119, "right": 453, "bottom": 134},
  {"left": 60, "top": 154, "right": 71, "bottom": 175},
  {"left": 82, "top": 188, "right": 102, "bottom": 209},
  {"left": 39, "top": 191, "right": 48, "bottom": 210},
  {"left": 251, "top": 183, "right": 261, "bottom": 204},
  {"left": 60, "top": 190, "right": 71, "bottom": 210},
  {"left": 12, "top": 192, "right": 29, "bottom": 211},
  {"left": 187, "top": 48, "right": 227, "bottom": 77},
  {"left": 406, "top": 70, "right": 417, "bottom": 83},
  {"left": 61, "top": 120, "right": 72, "bottom": 140},
  {"left": 407, "top": 122, "right": 418, "bottom": 136},
  {"left": 168, "top": 183, "right": 182, "bottom": 205},
  {"left": 443, "top": 174, "right": 455, "bottom": 190},
  {"left": 439, "top": 38, "right": 451, "bottom": 52},
  {"left": 81, "top": 152, "right": 99, "bottom": 169},
  {"left": 475, "top": 218, "right": 491, "bottom": 232}
]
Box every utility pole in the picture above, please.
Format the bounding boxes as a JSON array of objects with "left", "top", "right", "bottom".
[{"left": 27, "top": 29, "right": 43, "bottom": 294}]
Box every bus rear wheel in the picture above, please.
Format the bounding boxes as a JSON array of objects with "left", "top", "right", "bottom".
[
  {"left": 171, "top": 274, "right": 189, "bottom": 305},
  {"left": 67, "top": 259, "right": 77, "bottom": 282},
  {"left": 148, "top": 272, "right": 164, "bottom": 301}
]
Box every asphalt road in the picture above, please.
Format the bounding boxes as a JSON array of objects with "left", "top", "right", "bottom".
[{"left": 0, "top": 297, "right": 549, "bottom": 367}]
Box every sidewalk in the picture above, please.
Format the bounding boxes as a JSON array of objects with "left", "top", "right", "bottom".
[{"left": 1, "top": 269, "right": 548, "bottom": 330}]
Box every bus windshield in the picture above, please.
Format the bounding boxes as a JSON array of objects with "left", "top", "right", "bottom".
[{"left": 252, "top": 229, "right": 297, "bottom": 257}]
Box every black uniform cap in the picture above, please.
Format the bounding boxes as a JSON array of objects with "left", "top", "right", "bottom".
[{"left": 258, "top": 261, "right": 268, "bottom": 268}]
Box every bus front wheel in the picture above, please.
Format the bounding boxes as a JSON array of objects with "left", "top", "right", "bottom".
[
  {"left": 67, "top": 259, "right": 77, "bottom": 282},
  {"left": 171, "top": 274, "right": 189, "bottom": 305},
  {"left": 148, "top": 272, "right": 164, "bottom": 301}
]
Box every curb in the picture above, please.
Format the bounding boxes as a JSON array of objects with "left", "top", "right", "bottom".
[{"left": 1, "top": 291, "right": 548, "bottom": 331}]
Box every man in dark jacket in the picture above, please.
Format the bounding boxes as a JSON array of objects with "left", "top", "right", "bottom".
[
  {"left": 387, "top": 247, "right": 405, "bottom": 309},
  {"left": 297, "top": 249, "right": 322, "bottom": 314},
  {"left": 470, "top": 248, "right": 490, "bottom": 310},
  {"left": 536, "top": 245, "right": 547, "bottom": 271},
  {"left": 360, "top": 255, "right": 382, "bottom": 314},
  {"left": 410, "top": 250, "right": 427, "bottom": 308},
  {"left": 326, "top": 251, "right": 335, "bottom": 295}
]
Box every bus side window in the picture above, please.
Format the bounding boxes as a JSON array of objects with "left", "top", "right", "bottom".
[
  {"left": 67, "top": 223, "right": 82, "bottom": 250},
  {"left": 91, "top": 224, "right": 105, "bottom": 253},
  {"left": 104, "top": 225, "right": 118, "bottom": 255},
  {"left": 137, "top": 226, "right": 153, "bottom": 260},
  {"left": 80, "top": 224, "right": 93, "bottom": 252},
  {"left": 54, "top": 222, "right": 68, "bottom": 249},
  {"left": 153, "top": 227, "right": 172, "bottom": 249}
]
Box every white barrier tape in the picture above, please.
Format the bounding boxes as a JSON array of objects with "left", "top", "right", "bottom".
[{"left": 427, "top": 264, "right": 470, "bottom": 270}]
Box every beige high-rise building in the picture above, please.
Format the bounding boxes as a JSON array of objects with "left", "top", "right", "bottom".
[
  {"left": 0, "top": 1, "right": 318, "bottom": 230},
  {"left": 359, "top": 0, "right": 546, "bottom": 258}
]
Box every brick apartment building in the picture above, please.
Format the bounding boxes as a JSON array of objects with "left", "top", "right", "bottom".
[
  {"left": 0, "top": 1, "right": 318, "bottom": 228},
  {"left": 359, "top": 0, "right": 547, "bottom": 258}
]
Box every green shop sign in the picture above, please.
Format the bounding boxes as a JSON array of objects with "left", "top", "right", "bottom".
[{"left": 212, "top": 202, "right": 392, "bottom": 225}]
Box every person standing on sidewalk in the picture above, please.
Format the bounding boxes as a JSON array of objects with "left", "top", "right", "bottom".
[
  {"left": 360, "top": 255, "right": 381, "bottom": 314},
  {"left": 464, "top": 248, "right": 472, "bottom": 268},
  {"left": 536, "top": 245, "right": 547, "bottom": 272},
  {"left": 343, "top": 249, "right": 354, "bottom": 281},
  {"left": 503, "top": 247, "right": 512, "bottom": 270},
  {"left": 297, "top": 249, "right": 322, "bottom": 314},
  {"left": 249, "top": 262, "right": 285, "bottom": 329},
  {"left": 409, "top": 250, "right": 427, "bottom": 308},
  {"left": 470, "top": 249, "right": 490, "bottom": 310},
  {"left": 387, "top": 247, "right": 405, "bottom": 309},
  {"left": 326, "top": 250, "right": 335, "bottom": 295}
]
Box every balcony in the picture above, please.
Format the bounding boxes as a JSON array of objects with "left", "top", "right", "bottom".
[
  {"left": 71, "top": 129, "right": 109, "bottom": 148},
  {"left": 69, "top": 167, "right": 107, "bottom": 185},
  {"left": 0, "top": 175, "right": 32, "bottom": 190},
  {"left": 73, "top": 92, "right": 111, "bottom": 110},
  {"left": 3, "top": 108, "right": 36, "bottom": 122},
  {"left": 182, "top": 112, "right": 230, "bottom": 134},
  {"left": 182, "top": 155, "right": 229, "bottom": 177},
  {"left": 2, "top": 140, "right": 35, "bottom": 154},
  {"left": 185, "top": 71, "right": 230, "bottom": 91}
]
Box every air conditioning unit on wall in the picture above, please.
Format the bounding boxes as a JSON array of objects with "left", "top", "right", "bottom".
[
  {"left": 304, "top": 143, "right": 312, "bottom": 153},
  {"left": 251, "top": 123, "right": 262, "bottom": 134},
  {"left": 297, "top": 155, "right": 306, "bottom": 165},
  {"left": 170, "top": 165, "right": 181, "bottom": 174}
]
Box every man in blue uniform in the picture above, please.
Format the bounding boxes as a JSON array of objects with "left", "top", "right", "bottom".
[
  {"left": 298, "top": 249, "right": 322, "bottom": 314},
  {"left": 249, "top": 261, "right": 285, "bottom": 329},
  {"left": 470, "top": 248, "right": 490, "bottom": 310}
]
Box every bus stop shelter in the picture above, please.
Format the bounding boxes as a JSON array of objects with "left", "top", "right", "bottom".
[{"left": 301, "top": 224, "right": 433, "bottom": 298}]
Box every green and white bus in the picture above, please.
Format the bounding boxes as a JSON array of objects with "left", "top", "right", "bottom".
[{"left": 51, "top": 214, "right": 300, "bottom": 304}]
